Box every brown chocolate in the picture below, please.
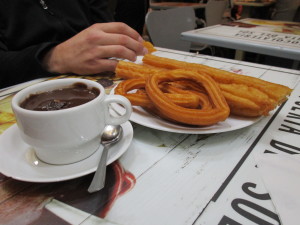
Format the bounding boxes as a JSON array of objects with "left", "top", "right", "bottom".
[{"left": 20, "top": 82, "right": 100, "bottom": 111}]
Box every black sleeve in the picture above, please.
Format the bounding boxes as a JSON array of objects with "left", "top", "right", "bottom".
[
  {"left": 0, "top": 41, "right": 57, "bottom": 89},
  {"left": 0, "top": 0, "right": 113, "bottom": 89},
  {"left": 114, "top": 0, "right": 149, "bottom": 34},
  {"left": 88, "top": 0, "right": 114, "bottom": 23}
]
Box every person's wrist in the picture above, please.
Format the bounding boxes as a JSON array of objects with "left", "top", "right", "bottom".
[{"left": 42, "top": 45, "right": 67, "bottom": 74}]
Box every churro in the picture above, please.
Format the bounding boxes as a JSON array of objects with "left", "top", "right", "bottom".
[
  {"left": 146, "top": 69, "right": 230, "bottom": 125},
  {"left": 115, "top": 78, "right": 201, "bottom": 109},
  {"left": 142, "top": 54, "right": 292, "bottom": 117},
  {"left": 114, "top": 54, "right": 292, "bottom": 119},
  {"left": 143, "top": 54, "right": 291, "bottom": 105}
]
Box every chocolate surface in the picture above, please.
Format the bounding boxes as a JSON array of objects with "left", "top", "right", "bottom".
[{"left": 21, "top": 82, "right": 100, "bottom": 111}]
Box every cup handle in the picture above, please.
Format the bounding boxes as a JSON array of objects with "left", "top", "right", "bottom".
[{"left": 103, "top": 95, "right": 132, "bottom": 125}]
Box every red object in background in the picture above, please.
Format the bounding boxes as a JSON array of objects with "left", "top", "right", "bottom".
[
  {"left": 0, "top": 161, "right": 137, "bottom": 224},
  {"left": 231, "top": 5, "right": 243, "bottom": 20},
  {"left": 99, "top": 162, "right": 136, "bottom": 218}
]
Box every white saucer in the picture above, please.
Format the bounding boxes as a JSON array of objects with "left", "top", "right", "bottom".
[{"left": 0, "top": 122, "right": 133, "bottom": 183}]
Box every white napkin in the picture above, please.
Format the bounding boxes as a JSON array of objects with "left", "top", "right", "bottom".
[{"left": 254, "top": 153, "right": 300, "bottom": 225}]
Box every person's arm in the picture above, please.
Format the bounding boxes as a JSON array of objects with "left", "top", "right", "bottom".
[
  {"left": 42, "top": 22, "right": 147, "bottom": 75},
  {"left": 0, "top": 41, "right": 57, "bottom": 88},
  {"left": 0, "top": 22, "right": 147, "bottom": 88},
  {"left": 0, "top": 1, "right": 147, "bottom": 88}
]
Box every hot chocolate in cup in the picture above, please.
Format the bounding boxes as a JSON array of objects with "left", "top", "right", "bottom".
[{"left": 11, "top": 78, "right": 132, "bottom": 165}]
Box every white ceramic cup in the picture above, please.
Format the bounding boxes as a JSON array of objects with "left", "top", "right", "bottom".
[{"left": 11, "top": 78, "right": 132, "bottom": 165}]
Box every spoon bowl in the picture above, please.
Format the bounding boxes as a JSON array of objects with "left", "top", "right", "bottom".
[
  {"left": 101, "top": 125, "right": 123, "bottom": 145},
  {"left": 88, "top": 125, "right": 123, "bottom": 193}
]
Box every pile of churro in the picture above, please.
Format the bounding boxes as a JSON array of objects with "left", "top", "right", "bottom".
[{"left": 114, "top": 50, "right": 292, "bottom": 126}]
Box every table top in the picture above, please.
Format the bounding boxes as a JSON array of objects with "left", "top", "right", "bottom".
[
  {"left": 181, "top": 18, "right": 300, "bottom": 60},
  {"left": 1, "top": 48, "right": 300, "bottom": 224},
  {"left": 150, "top": 2, "right": 206, "bottom": 10},
  {"left": 234, "top": 0, "right": 276, "bottom": 7}
]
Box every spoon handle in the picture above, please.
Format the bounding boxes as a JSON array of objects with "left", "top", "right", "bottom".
[{"left": 88, "top": 145, "right": 109, "bottom": 193}]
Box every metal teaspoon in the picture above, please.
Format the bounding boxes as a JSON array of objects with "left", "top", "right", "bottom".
[{"left": 88, "top": 124, "right": 123, "bottom": 193}]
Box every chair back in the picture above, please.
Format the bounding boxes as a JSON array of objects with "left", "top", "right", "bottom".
[
  {"left": 272, "top": 0, "right": 300, "bottom": 21},
  {"left": 205, "top": 0, "right": 228, "bottom": 26},
  {"left": 145, "top": 7, "right": 197, "bottom": 51}
]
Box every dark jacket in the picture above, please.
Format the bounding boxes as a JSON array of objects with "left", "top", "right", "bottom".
[{"left": 0, "top": 0, "right": 112, "bottom": 88}]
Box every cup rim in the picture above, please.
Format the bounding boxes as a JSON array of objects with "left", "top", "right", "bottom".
[{"left": 12, "top": 78, "right": 105, "bottom": 115}]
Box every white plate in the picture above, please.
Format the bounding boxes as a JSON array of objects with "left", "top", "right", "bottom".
[
  {"left": 111, "top": 89, "right": 261, "bottom": 134},
  {"left": 0, "top": 122, "right": 133, "bottom": 183}
]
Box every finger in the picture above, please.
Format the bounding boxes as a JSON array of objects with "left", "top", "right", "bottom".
[
  {"left": 94, "top": 45, "right": 139, "bottom": 62},
  {"left": 87, "top": 23, "right": 147, "bottom": 55},
  {"left": 92, "top": 59, "right": 119, "bottom": 73},
  {"left": 93, "top": 32, "right": 146, "bottom": 56},
  {"left": 94, "top": 22, "right": 143, "bottom": 42}
]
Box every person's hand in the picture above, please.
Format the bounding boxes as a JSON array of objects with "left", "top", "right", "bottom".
[{"left": 43, "top": 22, "right": 148, "bottom": 75}]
